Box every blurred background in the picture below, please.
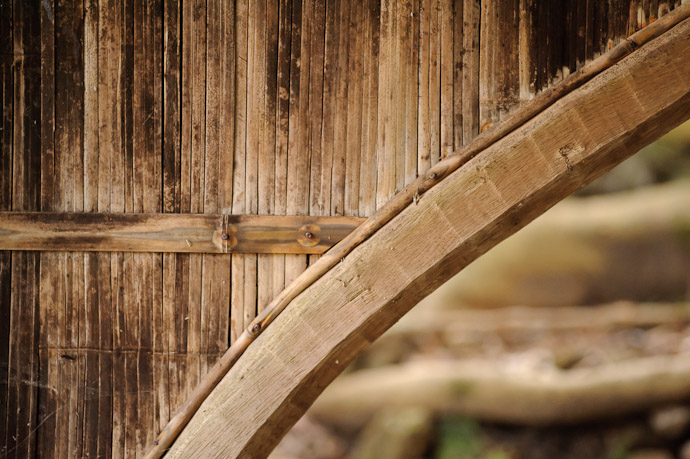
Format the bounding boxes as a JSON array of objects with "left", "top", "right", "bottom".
[{"left": 271, "top": 120, "right": 690, "bottom": 459}]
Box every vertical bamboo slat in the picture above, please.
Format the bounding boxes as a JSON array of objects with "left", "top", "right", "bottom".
[
  {"left": 258, "top": 0, "right": 280, "bottom": 308},
  {"left": 358, "top": 0, "right": 380, "bottom": 217},
  {"left": 285, "top": 0, "right": 310, "bottom": 284},
  {"left": 0, "top": 2, "right": 10, "bottom": 448},
  {"left": 307, "top": 0, "right": 327, "bottom": 268},
  {"left": 231, "top": 0, "right": 249, "bottom": 343}
]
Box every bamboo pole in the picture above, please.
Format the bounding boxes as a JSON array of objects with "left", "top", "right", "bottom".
[{"left": 145, "top": 6, "right": 690, "bottom": 457}]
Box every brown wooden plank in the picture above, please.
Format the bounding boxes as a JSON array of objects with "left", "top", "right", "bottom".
[
  {"left": 260, "top": 0, "right": 281, "bottom": 304},
  {"left": 110, "top": 253, "right": 126, "bottom": 458},
  {"left": 204, "top": 0, "right": 233, "bottom": 390},
  {"left": 185, "top": 251, "right": 202, "bottom": 413},
  {"left": 0, "top": 247, "right": 9, "bottom": 457},
  {"left": 7, "top": 1, "right": 41, "bottom": 456},
  {"left": 306, "top": 0, "right": 326, "bottom": 270},
  {"left": 163, "top": 0, "right": 181, "bottom": 214},
  {"left": 376, "top": 0, "right": 395, "bottom": 207},
  {"left": 161, "top": 1, "right": 182, "bottom": 453},
  {"left": 122, "top": 254, "right": 138, "bottom": 455},
  {"left": 239, "top": 0, "right": 260, "bottom": 331},
  {"left": 270, "top": 0, "right": 291, "bottom": 307},
  {"left": 55, "top": 0, "right": 84, "bottom": 213},
  {"left": 172, "top": 253, "right": 189, "bottom": 410},
  {"left": 83, "top": 254, "right": 101, "bottom": 459},
  {"left": 161, "top": 252, "right": 176, "bottom": 426},
  {"left": 345, "top": 0, "right": 363, "bottom": 217},
  {"left": 51, "top": 6, "right": 88, "bottom": 456},
  {"left": 479, "top": 0, "right": 497, "bottom": 128},
  {"left": 97, "top": 252, "right": 113, "bottom": 459},
  {"left": 98, "top": 0, "right": 124, "bottom": 213},
  {"left": 8, "top": 252, "right": 40, "bottom": 458},
  {"left": 12, "top": 0, "right": 41, "bottom": 213},
  {"left": 84, "top": 0, "right": 98, "bottom": 213},
  {"left": 284, "top": 0, "right": 311, "bottom": 286},
  {"left": 166, "top": 19, "right": 690, "bottom": 456},
  {"left": 252, "top": 0, "right": 274, "bottom": 313},
  {"left": 122, "top": 0, "right": 135, "bottom": 214},
  {"left": 137, "top": 252, "right": 155, "bottom": 455},
  {"left": 133, "top": 0, "right": 162, "bottom": 215},
  {"left": 440, "top": 0, "right": 454, "bottom": 156},
  {"left": 452, "top": 0, "right": 464, "bottom": 151},
  {"left": 417, "top": 0, "right": 431, "bottom": 172},
  {"left": 310, "top": 0, "right": 330, "bottom": 221},
  {"left": 35, "top": 3, "right": 57, "bottom": 456},
  {"left": 428, "top": 0, "right": 441, "bottom": 166},
  {"left": 0, "top": 212, "right": 364, "bottom": 254},
  {"left": 404, "top": 0, "right": 419, "bottom": 184},
  {"left": 462, "top": 0, "right": 480, "bottom": 144},
  {"left": 132, "top": 3, "right": 163, "bottom": 451},
  {"left": 518, "top": 0, "right": 537, "bottom": 102},
  {"left": 316, "top": 0, "right": 336, "bottom": 222},
  {"left": 330, "top": 0, "right": 349, "bottom": 217},
  {"left": 40, "top": 0, "right": 55, "bottom": 214},
  {"left": 219, "top": 0, "right": 236, "bottom": 215},
  {"left": 36, "top": 255, "right": 57, "bottom": 459},
  {"left": 390, "top": 0, "right": 404, "bottom": 190},
  {"left": 358, "top": 0, "right": 380, "bottom": 217},
  {"left": 0, "top": 0, "right": 12, "bottom": 213},
  {"left": 65, "top": 252, "right": 85, "bottom": 458},
  {"left": 231, "top": 0, "right": 250, "bottom": 342}
]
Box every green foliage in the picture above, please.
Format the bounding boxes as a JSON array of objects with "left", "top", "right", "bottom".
[{"left": 435, "top": 417, "right": 483, "bottom": 459}]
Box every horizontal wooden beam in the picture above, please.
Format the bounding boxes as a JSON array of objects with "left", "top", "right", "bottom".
[
  {"left": 163, "top": 16, "right": 690, "bottom": 458},
  {"left": 0, "top": 212, "right": 364, "bottom": 254}
]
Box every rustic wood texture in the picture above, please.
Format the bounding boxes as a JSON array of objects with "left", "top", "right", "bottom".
[
  {"left": 0, "top": 212, "right": 365, "bottom": 254},
  {"left": 166, "top": 17, "right": 690, "bottom": 457},
  {"left": 0, "top": 1, "right": 684, "bottom": 457}
]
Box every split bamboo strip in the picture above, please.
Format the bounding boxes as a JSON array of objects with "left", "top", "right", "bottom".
[{"left": 145, "top": 7, "right": 690, "bottom": 457}]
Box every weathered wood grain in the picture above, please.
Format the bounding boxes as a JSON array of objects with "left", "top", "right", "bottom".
[
  {"left": 376, "top": 0, "right": 396, "bottom": 206},
  {"left": 231, "top": 0, "right": 250, "bottom": 343},
  {"left": 1, "top": 1, "right": 686, "bottom": 457},
  {"left": 165, "top": 17, "right": 690, "bottom": 457},
  {"left": 0, "top": 0, "right": 8, "bottom": 433},
  {"left": 358, "top": 0, "right": 380, "bottom": 217},
  {"left": 0, "top": 212, "right": 364, "bottom": 254},
  {"left": 462, "top": 0, "right": 481, "bottom": 144},
  {"left": 6, "top": 1, "right": 41, "bottom": 456}
]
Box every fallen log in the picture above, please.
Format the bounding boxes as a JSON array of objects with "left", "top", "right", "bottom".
[
  {"left": 390, "top": 302, "right": 690, "bottom": 336},
  {"left": 355, "top": 302, "right": 690, "bottom": 368},
  {"left": 311, "top": 355, "right": 690, "bottom": 428}
]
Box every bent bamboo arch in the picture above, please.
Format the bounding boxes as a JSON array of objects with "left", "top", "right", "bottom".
[{"left": 162, "top": 16, "right": 690, "bottom": 458}]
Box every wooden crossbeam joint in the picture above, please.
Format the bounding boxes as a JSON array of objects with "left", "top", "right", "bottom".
[{"left": 0, "top": 212, "right": 364, "bottom": 254}]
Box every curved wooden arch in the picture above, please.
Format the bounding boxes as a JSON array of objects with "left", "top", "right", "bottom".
[{"left": 165, "top": 19, "right": 690, "bottom": 457}]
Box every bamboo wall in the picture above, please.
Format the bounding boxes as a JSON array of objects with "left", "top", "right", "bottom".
[{"left": 0, "top": 0, "right": 678, "bottom": 457}]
